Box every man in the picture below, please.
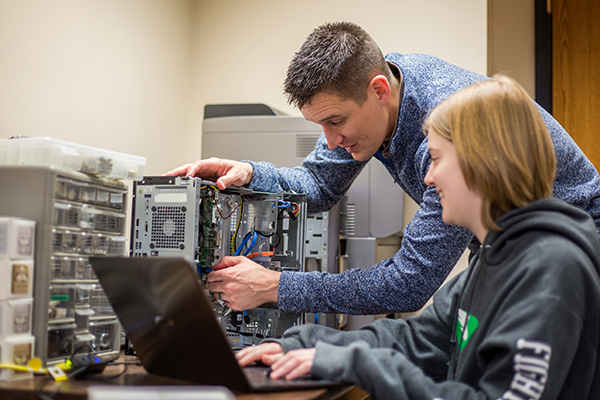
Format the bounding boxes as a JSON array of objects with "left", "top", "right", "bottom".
[{"left": 166, "top": 22, "right": 600, "bottom": 315}]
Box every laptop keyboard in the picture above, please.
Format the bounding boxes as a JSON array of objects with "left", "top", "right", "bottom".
[{"left": 243, "top": 366, "right": 315, "bottom": 388}]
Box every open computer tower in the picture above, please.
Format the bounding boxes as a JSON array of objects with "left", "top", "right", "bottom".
[{"left": 130, "top": 176, "right": 306, "bottom": 348}]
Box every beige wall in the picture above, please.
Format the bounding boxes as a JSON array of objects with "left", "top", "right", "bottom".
[
  {"left": 0, "top": 0, "right": 536, "bottom": 176},
  {"left": 0, "top": 0, "right": 488, "bottom": 175},
  {"left": 487, "top": 0, "right": 535, "bottom": 97},
  {"left": 0, "top": 0, "right": 193, "bottom": 176},
  {"left": 402, "top": 0, "right": 536, "bottom": 229}
]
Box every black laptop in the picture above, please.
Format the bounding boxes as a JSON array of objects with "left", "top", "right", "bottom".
[{"left": 89, "top": 256, "right": 341, "bottom": 392}]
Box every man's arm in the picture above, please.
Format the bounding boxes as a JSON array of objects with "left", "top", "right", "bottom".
[
  {"left": 245, "top": 134, "right": 365, "bottom": 212},
  {"left": 278, "top": 183, "right": 473, "bottom": 314},
  {"left": 165, "top": 135, "right": 366, "bottom": 213},
  {"left": 207, "top": 182, "right": 472, "bottom": 315},
  {"left": 168, "top": 135, "right": 471, "bottom": 315}
]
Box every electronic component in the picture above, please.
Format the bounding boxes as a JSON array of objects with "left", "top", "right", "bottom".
[
  {"left": 131, "top": 176, "right": 307, "bottom": 348},
  {"left": 0, "top": 299, "right": 33, "bottom": 337},
  {"left": 0, "top": 335, "right": 35, "bottom": 381},
  {"left": 0, "top": 218, "right": 35, "bottom": 260},
  {"left": 0, "top": 259, "right": 34, "bottom": 300},
  {"left": 69, "top": 352, "right": 108, "bottom": 378}
]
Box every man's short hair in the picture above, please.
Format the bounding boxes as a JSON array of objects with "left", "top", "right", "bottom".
[
  {"left": 424, "top": 75, "right": 556, "bottom": 231},
  {"left": 283, "top": 22, "right": 392, "bottom": 110}
]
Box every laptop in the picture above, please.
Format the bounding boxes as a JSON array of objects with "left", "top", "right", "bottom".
[{"left": 89, "top": 256, "right": 342, "bottom": 392}]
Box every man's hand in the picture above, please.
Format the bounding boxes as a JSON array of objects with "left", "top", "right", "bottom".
[
  {"left": 163, "top": 158, "right": 253, "bottom": 190},
  {"left": 269, "top": 348, "right": 317, "bottom": 380},
  {"left": 207, "top": 256, "right": 280, "bottom": 310},
  {"left": 236, "top": 343, "right": 285, "bottom": 367}
]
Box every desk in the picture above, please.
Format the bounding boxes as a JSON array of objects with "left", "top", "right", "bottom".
[{"left": 0, "top": 357, "right": 369, "bottom": 400}]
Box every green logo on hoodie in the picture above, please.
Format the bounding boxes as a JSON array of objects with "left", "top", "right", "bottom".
[{"left": 456, "top": 309, "right": 479, "bottom": 350}]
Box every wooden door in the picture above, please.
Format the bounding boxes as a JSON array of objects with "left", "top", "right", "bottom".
[{"left": 553, "top": 0, "right": 600, "bottom": 168}]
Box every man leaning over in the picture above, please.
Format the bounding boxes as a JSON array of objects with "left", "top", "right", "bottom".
[{"left": 166, "top": 22, "right": 600, "bottom": 316}]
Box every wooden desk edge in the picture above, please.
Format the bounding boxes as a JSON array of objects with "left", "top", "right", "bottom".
[{"left": 0, "top": 357, "right": 369, "bottom": 400}]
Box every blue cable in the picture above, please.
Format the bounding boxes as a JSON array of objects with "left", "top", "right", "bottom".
[
  {"left": 234, "top": 231, "right": 258, "bottom": 257},
  {"left": 234, "top": 232, "right": 253, "bottom": 256},
  {"left": 243, "top": 231, "right": 258, "bottom": 257},
  {"left": 277, "top": 200, "right": 291, "bottom": 208}
]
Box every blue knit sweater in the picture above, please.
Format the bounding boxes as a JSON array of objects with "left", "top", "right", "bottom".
[{"left": 247, "top": 53, "right": 600, "bottom": 314}]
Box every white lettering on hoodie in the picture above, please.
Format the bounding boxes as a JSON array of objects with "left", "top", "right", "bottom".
[{"left": 500, "top": 338, "right": 552, "bottom": 400}]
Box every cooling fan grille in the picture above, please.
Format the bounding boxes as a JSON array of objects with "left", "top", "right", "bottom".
[{"left": 151, "top": 206, "right": 186, "bottom": 248}]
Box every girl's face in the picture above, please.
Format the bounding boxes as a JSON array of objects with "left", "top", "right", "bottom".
[{"left": 424, "top": 129, "right": 486, "bottom": 241}]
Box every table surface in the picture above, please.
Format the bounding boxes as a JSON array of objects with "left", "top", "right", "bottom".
[{"left": 0, "top": 355, "right": 367, "bottom": 400}]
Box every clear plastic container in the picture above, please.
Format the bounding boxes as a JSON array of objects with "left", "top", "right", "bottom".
[
  {"left": 0, "top": 137, "right": 145, "bottom": 180},
  {"left": 95, "top": 188, "right": 109, "bottom": 207},
  {"left": 74, "top": 333, "right": 96, "bottom": 355},
  {"left": 0, "top": 260, "right": 34, "bottom": 299},
  {"left": 52, "top": 229, "right": 82, "bottom": 254},
  {"left": 94, "top": 211, "right": 109, "bottom": 232},
  {"left": 0, "top": 335, "right": 35, "bottom": 381},
  {"left": 50, "top": 256, "right": 75, "bottom": 280},
  {"left": 79, "top": 232, "right": 95, "bottom": 255},
  {"left": 75, "top": 308, "right": 94, "bottom": 331},
  {"left": 47, "top": 323, "right": 75, "bottom": 360},
  {"left": 75, "top": 285, "right": 93, "bottom": 308},
  {"left": 54, "top": 203, "right": 80, "bottom": 228},
  {"left": 106, "top": 212, "right": 125, "bottom": 233},
  {"left": 0, "top": 298, "right": 33, "bottom": 337},
  {"left": 89, "top": 318, "right": 120, "bottom": 353},
  {"left": 75, "top": 258, "right": 94, "bottom": 280},
  {"left": 90, "top": 287, "right": 113, "bottom": 315},
  {"left": 94, "top": 234, "right": 109, "bottom": 255},
  {"left": 109, "top": 191, "right": 125, "bottom": 210},
  {"left": 0, "top": 218, "right": 35, "bottom": 260},
  {"left": 80, "top": 184, "right": 96, "bottom": 204},
  {"left": 48, "top": 286, "right": 76, "bottom": 321},
  {"left": 107, "top": 236, "right": 126, "bottom": 256},
  {"left": 79, "top": 205, "right": 97, "bottom": 230}
]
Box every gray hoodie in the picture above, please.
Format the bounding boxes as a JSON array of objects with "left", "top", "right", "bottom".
[{"left": 271, "top": 198, "right": 600, "bottom": 399}]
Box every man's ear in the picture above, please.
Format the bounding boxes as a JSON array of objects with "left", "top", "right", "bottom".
[{"left": 369, "top": 75, "right": 391, "bottom": 104}]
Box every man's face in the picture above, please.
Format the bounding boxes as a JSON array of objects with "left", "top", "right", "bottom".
[{"left": 300, "top": 89, "right": 390, "bottom": 162}]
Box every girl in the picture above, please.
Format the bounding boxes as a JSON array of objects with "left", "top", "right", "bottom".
[{"left": 236, "top": 76, "right": 600, "bottom": 400}]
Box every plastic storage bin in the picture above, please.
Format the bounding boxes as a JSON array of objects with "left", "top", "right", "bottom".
[
  {"left": 0, "top": 335, "right": 35, "bottom": 381},
  {"left": 0, "top": 137, "right": 145, "bottom": 180},
  {"left": 0, "top": 260, "right": 34, "bottom": 299},
  {"left": 47, "top": 323, "right": 75, "bottom": 361},
  {"left": 89, "top": 318, "right": 120, "bottom": 353},
  {"left": 0, "top": 217, "right": 35, "bottom": 259},
  {"left": 48, "top": 285, "right": 76, "bottom": 321},
  {"left": 0, "top": 298, "right": 33, "bottom": 337}
]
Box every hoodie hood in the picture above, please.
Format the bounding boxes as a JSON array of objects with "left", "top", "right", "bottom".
[{"left": 483, "top": 197, "right": 600, "bottom": 274}]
